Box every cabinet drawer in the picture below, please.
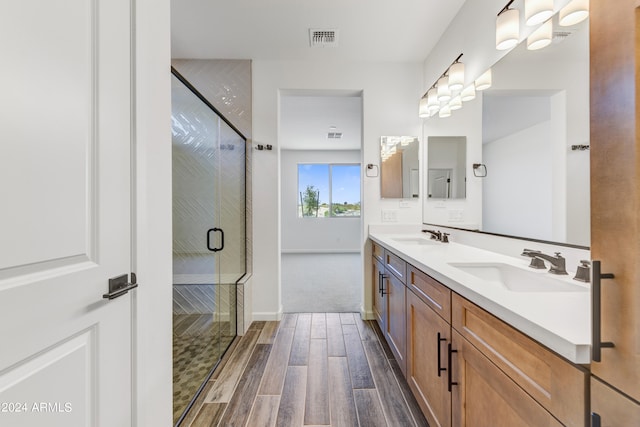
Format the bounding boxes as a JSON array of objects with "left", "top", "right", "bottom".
[
  {"left": 385, "top": 250, "right": 407, "bottom": 283},
  {"left": 452, "top": 293, "right": 587, "bottom": 427},
  {"left": 372, "top": 241, "right": 384, "bottom": 262},
  {"left": 407, "top": 264, "right": 451, "bottom": 323}
]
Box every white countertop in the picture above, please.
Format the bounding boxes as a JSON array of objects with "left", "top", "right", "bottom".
[{"left": 369, "top": 231, "right": 591, "bottom": 364}]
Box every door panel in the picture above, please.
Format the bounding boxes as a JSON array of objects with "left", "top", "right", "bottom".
[
  {"left": 406, "top": 290, "right": 451, "bottom": 427},
  {"left": 589, "top": 0, "right": 640, "bottom": 402},
  {"left": 591, "top": 377, "right": 640, "bottom": 426},
  {"left": 0, "top": 1, "right": 133, "bottom": 426}
]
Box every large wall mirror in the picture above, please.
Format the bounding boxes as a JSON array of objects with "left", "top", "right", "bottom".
[
  {"left": 380, "top": 136, "right": 419, "bottom": 198},
  {"left": 424, "top": 16, "right": 590, "bottom": 247}
]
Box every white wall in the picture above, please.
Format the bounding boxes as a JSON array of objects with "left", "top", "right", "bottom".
[
  {"left": 252, "top": 59, "right": 422, "bottom": 319},
  {"left": 484, "top": 120, "right": 554, "bottom": 239}
]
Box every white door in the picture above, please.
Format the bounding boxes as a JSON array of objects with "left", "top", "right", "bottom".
[{"left": 0, "top": 1, "right": 134, "bottom": 426}]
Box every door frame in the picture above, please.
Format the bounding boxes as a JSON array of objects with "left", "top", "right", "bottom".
[{"left": 131, "top": 0, "right": 173, "bottom": 425}]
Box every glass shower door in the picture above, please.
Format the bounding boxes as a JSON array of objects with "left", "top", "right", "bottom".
[{"left": 171, "top": 73, "right": 223, "bottom": 423}]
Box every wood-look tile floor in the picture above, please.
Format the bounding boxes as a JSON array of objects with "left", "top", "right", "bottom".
[{"left": 180, "top": 313, "right": 428, "bottom": 427}]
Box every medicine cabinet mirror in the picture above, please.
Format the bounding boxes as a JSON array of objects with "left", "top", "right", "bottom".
[
  {"left": 380, "top": 136, "right": 419, "bottom": 199},
  {"left": 427, "top": 136, "right": 466, "bottom": 199}
]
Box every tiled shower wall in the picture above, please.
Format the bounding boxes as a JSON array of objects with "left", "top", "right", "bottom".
[{"left": 171, "top": 59, "right": 252, "bottom": 334}]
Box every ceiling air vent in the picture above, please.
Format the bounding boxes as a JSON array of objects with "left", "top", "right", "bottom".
[
  {"left": 328, "top": 132, "right": 343, "bottom": 139},
  {"left": 552, "top": 31, "right": 572, "bottom": 44},
  {"left": 309, "top": 29, "right": 339, "bottom": 47}
]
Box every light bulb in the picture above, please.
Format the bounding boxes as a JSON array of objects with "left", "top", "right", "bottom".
[
  {"left": 427, "top": 88, "right": 440, "bottom": 114},
  {"left": 525, "top": 0, "right": 554, "bottom": 26},
  {"left": 461, "top": 84, "right": 476, "bottom": 102},
  {"left": 559, "top": 0, "right": 589, "bottom": 26},
  {"left": 448, "top": 62, "right": 465, "bottom": 92},
  {"left": 496, "top": 8, "right": 519, "bottom": 50},
  {"left": 437, "top": 76, "right": 451, "bottom": 102},
  {"left": 527, "top": 19, "right": 552, "bottom": 50}
]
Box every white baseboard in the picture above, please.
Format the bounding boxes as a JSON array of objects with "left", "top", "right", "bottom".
[
  {"left": 251, "top": 311, "right": 283, "bottom": 321},
  {"left": 361, "top": 308, "right": 375, "bottom": 320}
]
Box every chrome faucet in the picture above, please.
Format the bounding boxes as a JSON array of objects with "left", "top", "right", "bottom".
[{"left": 521, "top": 249, "right": 568, "bottom": 275}]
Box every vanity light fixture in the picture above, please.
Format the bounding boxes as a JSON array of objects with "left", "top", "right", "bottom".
[
  {"left": 475, "top": 68, "right": 492, "bottom": 91},
  {"left": 527, "top": 18, "right": 553, "bottom": 50},
  {"left": 461, "top": 84, "right": 476, "bottom": 102},
  {"left": 496, "top": 1, "right": 520, "bottom": 50},
  {"left": 437, "top": 76, "right": 451, "bottom": 102},
  {"left": 559, "top": 0, "right": 589, "bottom": 26},
  {"left": 525, "top": 0, "right": 554, "bottom": 26},
  {"left": 418, "top": 53, "right": 463, "bottom": 119}
]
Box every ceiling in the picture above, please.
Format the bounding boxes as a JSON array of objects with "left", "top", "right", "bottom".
[{"left": 171, "top": 0, "right": 467, "bottom": 62}]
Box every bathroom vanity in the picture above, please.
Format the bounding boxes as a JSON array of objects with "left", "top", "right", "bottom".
[{"left": 369, "top": 232, "right": 589, "bottom": 427}]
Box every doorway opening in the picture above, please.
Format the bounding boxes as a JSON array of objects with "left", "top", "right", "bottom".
[{"left": 279, "top": 91, "right": 364, "bottom": 312}]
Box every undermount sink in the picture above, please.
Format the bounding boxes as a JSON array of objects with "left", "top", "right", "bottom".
[
  {"left": 392, "top": 237, "right": 440, "bottom": 246},
  {"left": 448, "top": 262, "right": 588, "bottom": 293}
]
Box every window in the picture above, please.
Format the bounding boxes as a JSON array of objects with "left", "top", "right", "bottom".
[{"left": 298, "top": 164, "right": 361, "bottom": 217}]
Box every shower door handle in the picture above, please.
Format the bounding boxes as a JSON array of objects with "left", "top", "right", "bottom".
[{"left": 207, "top": 228, "right": 225, "bottom": 252}]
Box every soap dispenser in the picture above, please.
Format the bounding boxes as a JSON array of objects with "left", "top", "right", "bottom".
[{"left": 573, "top": 260, "right": 591, "bottom": 282}]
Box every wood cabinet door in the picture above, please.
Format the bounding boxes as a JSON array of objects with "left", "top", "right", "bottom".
[
  {"left": 406, "top": 289, "right": 451, "bottom": 427},
  {"left": 372, "top": 257, "right": 386, "bottom": 332},
  {"left": 590, "top": 0, "right": 640, "bottom": 402},
  {"left": 451, "top": 331, "right": 563, "bottom": 427},
  {"left": 591, "top": 376, "right": 640, "bottom": 426},
  {"left": 385, "top": 272, "right": 407, "bottom": 374}
]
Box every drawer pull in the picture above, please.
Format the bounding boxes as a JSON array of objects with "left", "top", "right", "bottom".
[
  {"left": 437, "top": 332, "right": 447, "bottom": 377},
  {"left": 448, "top": 343, "right": 458, "bottom": 392},
  {"left": 380, "top": 274, "right": 388, "bottom": 296}
]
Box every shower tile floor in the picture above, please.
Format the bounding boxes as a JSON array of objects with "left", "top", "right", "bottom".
[{"left": 173, "top": 284, "right": 235, "bottom": 423}]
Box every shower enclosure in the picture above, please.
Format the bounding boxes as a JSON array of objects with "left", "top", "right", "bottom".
[{"left": 170, "top": 68, "right": 246, "bottom": 424}]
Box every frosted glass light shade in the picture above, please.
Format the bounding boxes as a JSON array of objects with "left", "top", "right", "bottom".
[
  {"left": 448, "top": 62, "right": 465, "bottom": 91},
  {"left": 475, "top": 69, "right": 492, "bottom": 91},
  {"left": 496, "top": 8, "right": 519, "bottom": 50},
  {"left": 427, "top": 88, "right": 440, "bottom": 114},
  {"left": 439, "top": 105, "right": 452, "bottom": 118},
  {"left": 437, "top": 76, "right": 451, "bottom": 102},
  {"left": 449, "top": 95, "right": 462, "bottom": 111},
  {"left": 559, "top": 0, "right": 589, "bottom": 26},
  {"left": 419, "top": 97, "right": 430, "bottom": 118},
  {"left": 527, "top": 19, "right": 552, "bottom": 50},
  {"left": 461, "top": 84, "right": 476, "bottom": 102},
  {"left": 525, "top": 0, "right": 554, "bottom": 26}
]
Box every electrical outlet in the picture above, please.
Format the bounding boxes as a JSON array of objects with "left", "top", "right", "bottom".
[{"left": 382, "top": 210, "right": 398, "bottom": 222}]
